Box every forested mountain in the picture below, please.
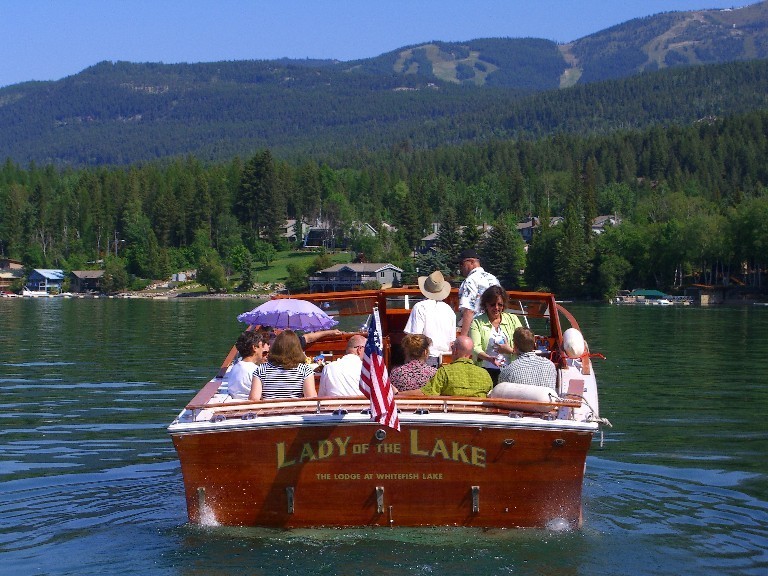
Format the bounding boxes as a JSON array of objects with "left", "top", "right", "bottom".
[
  {"left": 0, "top": 2, "right": 767, "bottom": 167},
  {"left": 350, "top": 1, "right": 768, "bottom": 87},
  {"left": 565, "top": 1, "right": 768, "bottom": 84}
]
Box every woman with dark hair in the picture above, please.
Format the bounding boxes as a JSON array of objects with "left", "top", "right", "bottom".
[
  {"left": 227, "top": 330, "right": 270, "bottom": 400},
  {"left": 469, "top": 285, "right": 522, "bottom": 385},
  {"left": 249, "top": 330, "right": 317, "bottom": 400},
  {"left": 389, "top": 333, "right": 437, "bottom": 392}
]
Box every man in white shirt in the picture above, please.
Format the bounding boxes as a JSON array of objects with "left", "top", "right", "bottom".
[
  {"left": 318, "top": 334, "right": 367, "bottom": 396},
  {"left": 404, "top": 270, "right": 456, "bottom": 366},
  {"left": 457, "top": 248, "right": 500, "bottom": 336},
  {"left": 227, "top": 330, "right": 270, "bottom": 399}
]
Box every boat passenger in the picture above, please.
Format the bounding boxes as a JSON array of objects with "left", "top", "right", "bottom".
[
  {"left": 250, "top": 330, "right": 317, "bottom": 400},
  {"left": 318, "top": 334, "right": 366, "bottom": 396},
  {"left": 263, "top": 328, "right": 342, "bottom": 350},
  {"left": 403, "top": 270, "right": 456, "bottom": 367},
  {"left": 299, "top": 329, "right": 343, "bottom": 349},
  {"left": 457, "top": 248, "right": 500, "bottom": 336},
  {"left": 499, "top": 327, "right": 557, "bottom": 390},
  {"left": 469, "top": 285, "right": 522, "bottom": 385},
  {"left": 400, "top": 336, "right": 492, "bottom": 398},
  {"left": 389, "top": 334, "right": 437, "bottom": 392},
  {"left": 227, "top": 330, "right": 270, "bottom": 400}
]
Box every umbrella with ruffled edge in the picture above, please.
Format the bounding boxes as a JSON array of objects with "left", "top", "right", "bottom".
[{"left": 237, "top": 298, "right": 339, "bottom": 332}]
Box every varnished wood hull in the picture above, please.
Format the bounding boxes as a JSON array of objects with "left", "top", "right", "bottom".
[
  {"left": 170, "top": 288, "right": 605, "bottom": 528},
  {"left": 171, "top": 414, "right": 594, "bottom": 528}
]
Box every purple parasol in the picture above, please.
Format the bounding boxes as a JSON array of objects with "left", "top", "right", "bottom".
[{"left": 237, "top": 298, "right": 339, "bottom": 332}]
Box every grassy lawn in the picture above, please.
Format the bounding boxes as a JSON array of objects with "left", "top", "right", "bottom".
[
  {"left": 164, "top": 249, "right": 354, "bottom": 296},
  {"left": 253, "top": 250, "right": 353, "bottom": 283}
]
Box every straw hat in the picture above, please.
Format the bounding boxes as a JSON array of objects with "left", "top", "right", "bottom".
[{"left": 417, "top": 270, "right": 451, "bottom": 301}]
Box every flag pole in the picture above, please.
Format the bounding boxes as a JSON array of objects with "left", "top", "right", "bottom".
[{"left": 359, "top": 306, "right": 400, "bottom": 431}]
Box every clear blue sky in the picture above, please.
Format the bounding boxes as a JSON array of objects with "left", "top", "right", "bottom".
[{"left": 0, "top": 0, "right": 747, "bottom": 88}]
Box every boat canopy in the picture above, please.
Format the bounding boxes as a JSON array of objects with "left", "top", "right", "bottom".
[{"left": 629, "top": 289, "right": 668, "bottom": 298}]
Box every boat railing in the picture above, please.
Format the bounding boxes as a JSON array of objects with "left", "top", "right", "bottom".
[{"left": 182, "top": 394, "right": 582, "bottom": 423}]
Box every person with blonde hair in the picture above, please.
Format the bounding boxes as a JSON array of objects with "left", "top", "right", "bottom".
[
  {"left": 250, "top": 330, "right": 317, "bottom": 400},
  {"left": 390, "top": 333, "right": 437, "bottom": 392}
]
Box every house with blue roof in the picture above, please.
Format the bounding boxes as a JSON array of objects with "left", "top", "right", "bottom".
[{"left": 27, "top": 269, "right": 65, "bottom": 293}]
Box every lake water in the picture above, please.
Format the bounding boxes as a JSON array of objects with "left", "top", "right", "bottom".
[{"left": 0, "top": 298, "right": 766, "bottom": 576}]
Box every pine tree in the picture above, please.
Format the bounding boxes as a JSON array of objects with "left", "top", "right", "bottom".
[
  {"left": 555, "top": 194, "right": 592, "bottom": 296},
  {"left": 435, "top": 206, "right": 462, "bottom": 263},
  {"left": 460, "top": 212, "right": 483, "bottom": 253},
  {"left": 479, "top": 213, "right": 526, "bottom": 288}
]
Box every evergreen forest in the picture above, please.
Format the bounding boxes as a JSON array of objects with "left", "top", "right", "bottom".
[
  {"left": 1, "top": 104, "right": 767, "bottom": 299},
  {"left": 3, "top": 4, "right": 768, "bottom": 298}
]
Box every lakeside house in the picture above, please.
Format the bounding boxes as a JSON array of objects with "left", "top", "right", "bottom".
[
  {"left": 70, "top": 270, "right": 105, "bottom": 293},
  {"left": 0, "top": 258, "right": 24, "bottom": 291},
  {"left": 302, "top": 219, "right": 380, "bottom": 250},
  {"left": 591, "top": 215, "right": 621, "bottom": 234},
  {"left": 282, "top": 219, "right": 310, "bottom": 244},
  {"left": 308, "top": 263, "right": 403, "bottom": 293},
  {"left": 418, "top": 222, "right": 493, "bottom": 254},
  {"left": 27, "top": 269, "right": 65, "bottom": 293}
]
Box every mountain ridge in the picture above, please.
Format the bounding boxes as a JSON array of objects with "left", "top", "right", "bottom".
[{"left": 1, "top": 1, "right": 767, "bottom": 166}]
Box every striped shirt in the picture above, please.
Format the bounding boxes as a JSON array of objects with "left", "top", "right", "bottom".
[{"left": 255, "top": 361, "right": 315, "bottom": 399}]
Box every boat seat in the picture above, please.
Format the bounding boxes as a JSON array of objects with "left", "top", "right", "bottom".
[
  {"left": 557, "top": 378, "right": 585, "bottom": 419},
  {"left": 486, "top": 382, "right": 560, "bottom": 413}
]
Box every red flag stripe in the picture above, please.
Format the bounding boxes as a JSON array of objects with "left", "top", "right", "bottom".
[{"left": 358, "top": 309, "right": 400, "bottom": 431}]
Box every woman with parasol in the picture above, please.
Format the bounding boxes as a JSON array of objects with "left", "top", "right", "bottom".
[{"left": 237, "top": 298, "right": 341, "bottom": 349}]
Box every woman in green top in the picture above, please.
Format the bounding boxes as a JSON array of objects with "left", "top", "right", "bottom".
[{"left": 469, "top": 285, "right": 522, "bottom": 385}]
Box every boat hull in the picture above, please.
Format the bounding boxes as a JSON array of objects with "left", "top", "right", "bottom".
[{"left": 171, "top": 418, "right": 593, "bottom": 528}]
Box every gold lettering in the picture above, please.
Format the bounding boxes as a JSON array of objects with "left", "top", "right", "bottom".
[
  {"left": 471, "top": 446, "right": 486, "bottom": 468},
  {"left": 298, "top": 443, "right": 316, "bottom": 463},
  {"left": 451, "top": 442, "right": 470, "bottom": 464},
  {"left": 278, "top": 435, "right": 483, "bottom": 469},
  {"left": 334, "top": 436, "right": 351, "bottom": 456},
  {"left": 318, "top": 440, "right": 333, "bottom": 459},
  {"left": 276, "top": 442, "right": 296, "bottom": 469},
  {"left": 409, "top": 429, "right": 429, "bottom": 456},
  {"left": 430, "top": 439, "right": 450, "bottom": 459}
]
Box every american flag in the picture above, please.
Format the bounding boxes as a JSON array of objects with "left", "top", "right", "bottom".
[{"left": 359, "top": 308, "right": 400, "bottom": 431}]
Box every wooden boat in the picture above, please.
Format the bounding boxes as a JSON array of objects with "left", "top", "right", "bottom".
[{"left": 168, "top": 288, "right": 607, "bottom": 529}]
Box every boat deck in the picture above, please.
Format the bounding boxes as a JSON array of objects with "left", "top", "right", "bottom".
[{"left": 169, "top": 287, "right": 605, "bottom": 529}]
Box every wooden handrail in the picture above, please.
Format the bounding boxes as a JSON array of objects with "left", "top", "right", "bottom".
[
  {"left": 185, "top": 378, "right": 224, "bottom": 409},
  {"left": 186, "top": 393, "right": 581, "bottom": 413}
]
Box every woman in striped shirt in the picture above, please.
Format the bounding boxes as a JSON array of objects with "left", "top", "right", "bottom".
[{"left": 249, "top": 330, "right": 317, "bottom": 401}]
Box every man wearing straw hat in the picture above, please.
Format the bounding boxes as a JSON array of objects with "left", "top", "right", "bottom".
[{"left": 404, "top": 270, "right": 457, "bottom": 367}]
